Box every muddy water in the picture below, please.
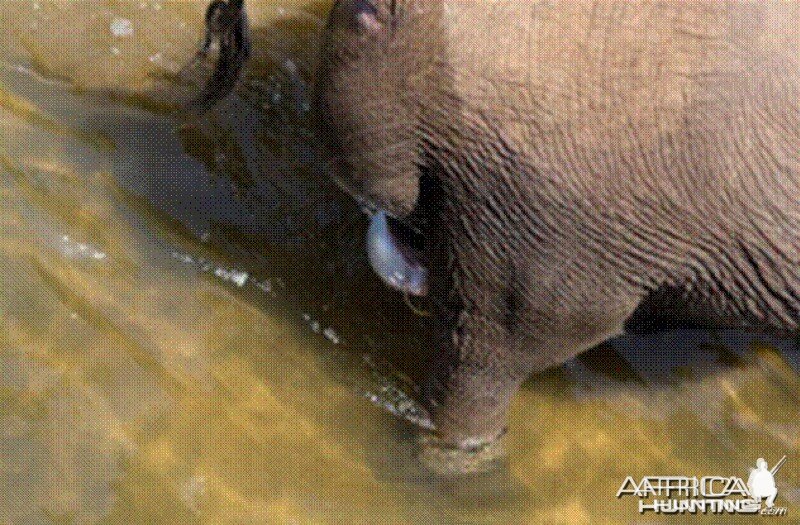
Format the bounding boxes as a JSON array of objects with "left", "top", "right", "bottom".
[{"left": 0, "top": 2, "right": 798, "bottom": 524}]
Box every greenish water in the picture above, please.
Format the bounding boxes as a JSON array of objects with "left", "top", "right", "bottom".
[{"left": 0, "top": 2, "right": 797, "bottom": 524}]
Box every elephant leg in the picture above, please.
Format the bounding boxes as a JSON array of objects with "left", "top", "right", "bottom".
[
  {"left": 422, "top": 311, "right": 628, "bottom": 450},
  {"left": 421, "top": 252, "right": 643, "bottom": 473},
  {"left": 421, "top": 308, "right": 521, "bottom": 451},
  {"left": 415, "top": 205, "right": 645, "bottom": 471}
]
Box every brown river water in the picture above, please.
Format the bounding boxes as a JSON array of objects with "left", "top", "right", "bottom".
[{"left": 0, "top": 2, "right": 798, "bottom": 524}]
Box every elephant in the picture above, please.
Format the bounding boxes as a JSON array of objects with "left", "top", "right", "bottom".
[{"left": 192, "top": 0, "right": 800, "bottom": 469}]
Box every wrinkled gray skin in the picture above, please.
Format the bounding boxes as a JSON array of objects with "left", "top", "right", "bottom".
[{"left": 196, "top": 0, "right": 800, "bottom": 464}]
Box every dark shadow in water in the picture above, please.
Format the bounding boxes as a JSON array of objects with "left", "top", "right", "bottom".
[
  {"left": 63, "top": 2, "right": 491, "bottom": 504},
  {"left": 573, "top": 330, "right": 799, "bottom": 388}
]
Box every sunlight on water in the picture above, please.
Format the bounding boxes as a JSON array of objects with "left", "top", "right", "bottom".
[{"left": 0, "top": 1, "right": 798, "bottom": 524}]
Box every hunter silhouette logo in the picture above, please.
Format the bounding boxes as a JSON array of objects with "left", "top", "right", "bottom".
[
  {"left": 748, "top": 456, "right": 786, "bottom": 513},
  {"left": 617, "top": 455, "right": 788, "bottom": 515}
]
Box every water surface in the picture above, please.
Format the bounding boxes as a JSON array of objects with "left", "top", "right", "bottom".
[{"left": 0, "top": 2, "right": 798, "bottom": 523}]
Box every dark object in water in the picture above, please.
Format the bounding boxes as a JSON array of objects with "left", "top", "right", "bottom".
[{"left": 184, "top": 0, "right": 250, "bottom": 114}]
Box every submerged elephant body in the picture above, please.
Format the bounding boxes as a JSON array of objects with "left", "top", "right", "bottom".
[
  {"left": 195, "top": 0, "right": 800, "bottom": 462},
  {"left": 317, "top": 0, "right": 800, "bottom": 452}
]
